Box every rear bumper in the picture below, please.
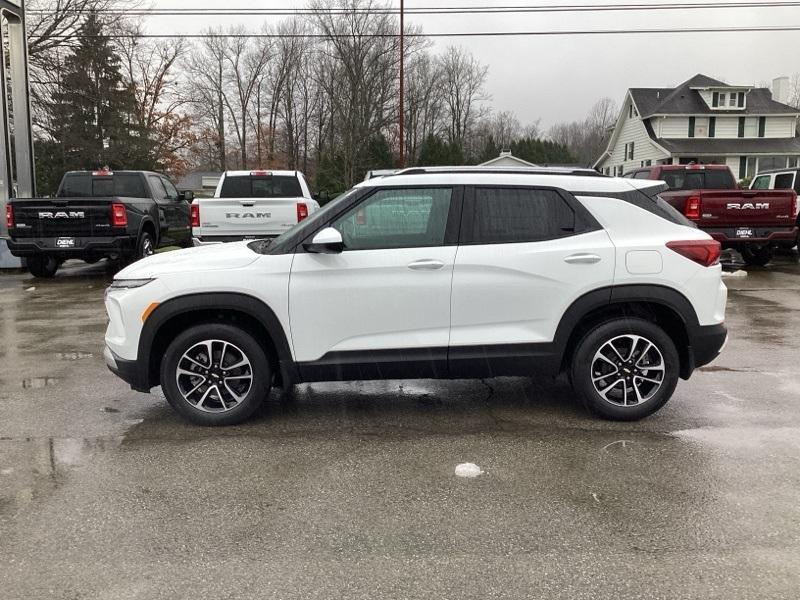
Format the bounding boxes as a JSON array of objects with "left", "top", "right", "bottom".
[
  {"left": 193, "top": 235, "right": 278, "bottom": 246},
  {"left": 7, "top": 235, "right": 135, "bottom": 257},
  {"left": 690, "top": 323, "right": 728, "bottom": 371},
  {"left": 104, "top": 346, "right": 150, "bottom": 393},
  {"left": 704, "top": 226, "right": 797, "bottom": 245}
]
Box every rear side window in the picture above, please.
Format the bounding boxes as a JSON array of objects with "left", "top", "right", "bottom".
[
  {"left": 774, "top": 173, "right": 794, "bottom": 189},
  {"left": 220, "top": 175, "right": 302, "bottom": 198},
  {"left": 58, "top": 173, "right": 148, "bottom": 198},
  {"left": 633, "top": 171, "right": 652, "bottom": 179},
  {"left": 660, "top": 169, "right": 736, "bottom": 190},
  {"left": 467, "top": 188, "right": 575, "bottom": 244}
]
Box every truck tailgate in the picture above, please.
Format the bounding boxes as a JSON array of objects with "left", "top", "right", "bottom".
[
  {"left": 665, "top": 189, "right": 796, "bottom": 227},
  {"left": 10, "top": 198, "right": 114, "bottom": 238},
  {"left": 195, "top": 197, "right": 302, "bottom": 238}
]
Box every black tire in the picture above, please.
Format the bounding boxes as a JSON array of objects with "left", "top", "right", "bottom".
[
  {"left": 570, "top": 318, "right": 680, "bottom": 421},
  {"left": 740, "top": 244, "right": 772, "bottom": 267},
  {"left": 135, "top": 231, "right": 156, "bottom": 261},
  {"left": 160, "top": 323, "right": 271, "bottom": 426},
  {"left": 26, "top": 255, "right": 59, "bottom": 278}
]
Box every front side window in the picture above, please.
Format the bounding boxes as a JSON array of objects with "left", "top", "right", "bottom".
[
  {"left": 161, "top": 178, "right": 179, "bottom": 200},
  {"left": 331, "top": 187, "right": 452, "bottom": 251},
  {"left": 750, "top": 175, "right": 771, "bottom": 189},
  {"left": 467, "top": 187, "right": 575, "bottom": 245}
]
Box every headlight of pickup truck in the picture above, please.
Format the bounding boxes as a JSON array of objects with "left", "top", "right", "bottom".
[{"left": 109, "top": 278, "right": 154, "bottom": 289}]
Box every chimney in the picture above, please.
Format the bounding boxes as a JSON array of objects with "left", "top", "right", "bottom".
[{"left": 773, "top": 76, "right": 790, "bottom": 104}]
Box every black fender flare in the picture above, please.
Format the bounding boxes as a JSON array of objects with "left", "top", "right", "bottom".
[
  {"left": 136, "top": 292, "right": 296, "bottom": 391},
  {"left": 552, "top": 284, "right": 700, "bottom": 374},
  {"left": 137, "top": 216, "right": 159, "bottom": 248}
]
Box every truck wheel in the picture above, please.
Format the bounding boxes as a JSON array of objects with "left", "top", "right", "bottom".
[
  {"left": 26, "top": 255, "right": 59, "bottom": 278},
  {"left": 570, "top": 318, "right": 680, "bottom": 421},
  {"left": 159, "top": 323, "right": 272, "bottom": 426},
  {"left": 741, "top": 244, "right": 772, "bottom": 267},
  {"left": 136, "top": 232, "right": 155, "bottom": 260}
]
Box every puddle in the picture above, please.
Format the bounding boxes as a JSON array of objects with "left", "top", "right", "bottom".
[
  {"left": 56, "top": 352, "right": 94, "bottom": 360},
  {"left": 698, "top": 366, "right": 757, "bottom": 373},
  {"left": 21, "top": 377, "right": 60, "bottom": 389}
]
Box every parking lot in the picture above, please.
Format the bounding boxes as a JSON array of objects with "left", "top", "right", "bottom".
[{"left": 1, "top": 254, "right": 800, "bottom": 600}]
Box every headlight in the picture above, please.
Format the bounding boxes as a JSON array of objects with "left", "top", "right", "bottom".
[{"left": 109, "top": 278, "right": 154, "bottom": 289}]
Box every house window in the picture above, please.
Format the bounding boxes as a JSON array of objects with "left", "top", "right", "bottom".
[
  {"left": 758, "top": 117, "right": 766, "bottom": 138},
  {"left": 628, "top": 141, "right": 635, "bottom": 160},
  {"left": 729, "top": 94, "right": 736, "bottom": 107},
  {"left": 719, "top": 93, "right": 726, "bottom": 106},
  {"left": 709, "top": 117, "right": 716, "bottom": 138},
  {"left": 629, "top": 104, "right": 637, "bottom": 118},
  {"left": 738, "top": 117, "right": 745, "bottom": 138},
  {"left": 712, "top": 92, "right": 719, "bottom": 107},
  {"left": 688, "top": 117, "right": 696, "bottom": 138}
]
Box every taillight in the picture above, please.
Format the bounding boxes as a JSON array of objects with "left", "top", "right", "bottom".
[
  {"left": 792, "top": 192, "right": 798, "bottom": 217},
  {"left": 5, "top": 204, "right": 12, "bottom": 228},
  {"left": 111, "top": 203, "right": 127, "bottom": 227},
  {"left": 190, "top": 203, "right": 200, "bottom": 227},
  {"left": 666, "top": 240, "right": 721, "bottom": 267},
  {"left": 684, "top": 195, "right": 701, "bottom": 219},
  {"left": 296, "top": 202, "right": 308, "bottom": 222}
]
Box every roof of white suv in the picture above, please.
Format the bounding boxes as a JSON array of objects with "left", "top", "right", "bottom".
[
  {"left": 222, "top": 170, "right": 302, "bottom": 178},
  {"left": 354, "top": 166, "right": 664, "bottom": 195}
]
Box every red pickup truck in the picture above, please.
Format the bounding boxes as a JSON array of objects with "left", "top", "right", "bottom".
[{"left": 624, "top": 164, "right": 797, "bottom": 266}]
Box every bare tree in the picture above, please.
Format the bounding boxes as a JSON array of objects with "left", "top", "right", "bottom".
[
  {"left": 404, "top": 51, "right": 442, "bottom": 165},
  {"left": 438, "top": 46, "right": 489, "bottom": 145},
  {"left": 549, "top": 97, "right": 618, "bottom": 166}
]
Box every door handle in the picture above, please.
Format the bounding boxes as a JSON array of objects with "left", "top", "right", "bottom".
[
  {"left": 240, "top": 201, "right": 256, "bottom": 207},
  {"left": 407, "top": 259, "right": 445, "bottom": 270},
  {"left": 564, "top": 253, "right": 602, "bottom": 264}
]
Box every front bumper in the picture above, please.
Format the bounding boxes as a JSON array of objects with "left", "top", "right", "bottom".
[
  {"left": 704, "top": 226, "right": 797, "bottom": 245},
  {"left": 104, "top": 345, "right": 150, "bottom": 393},
  {"left": 7, "top": 235, "right": 135, "bottom": 257}
]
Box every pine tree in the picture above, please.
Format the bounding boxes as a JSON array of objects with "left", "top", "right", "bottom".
[{"left": 50, "top": 12, "right": 153, "bottom": 172}]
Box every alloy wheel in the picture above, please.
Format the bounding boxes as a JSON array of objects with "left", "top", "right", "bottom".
[
  {"left": 590, "top": 334, "right": 665, "bottom": 407},
  {"left": 175, "top": 339, "right": 253, "bottom": 413}
]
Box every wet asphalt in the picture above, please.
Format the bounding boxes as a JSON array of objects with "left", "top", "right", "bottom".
[{"left": 1, "top": 253, "right": 799, "bottom": 600}]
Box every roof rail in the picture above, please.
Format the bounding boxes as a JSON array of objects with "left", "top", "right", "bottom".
[{"left": 388, "top": 166, "right": 606, "bottom": 178}]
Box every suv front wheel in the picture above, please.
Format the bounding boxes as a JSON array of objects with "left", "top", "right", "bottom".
[
  {"left": 570, "top": 318, "right": 679, "bottom": 421},
  {"left": 160, "top": 323, "right": 272, "bottom": 426}
]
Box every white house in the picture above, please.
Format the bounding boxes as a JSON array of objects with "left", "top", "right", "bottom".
[
  {"left": 594, "top": 74, "right": 800, "bottom": 180},
  {"left": 479, "top": 150, "right": 538, "bottom": 168}
]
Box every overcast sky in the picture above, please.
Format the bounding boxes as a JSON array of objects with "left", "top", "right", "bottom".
[{"left": 146, "top": 0, "right": 800, "bottom": 129}]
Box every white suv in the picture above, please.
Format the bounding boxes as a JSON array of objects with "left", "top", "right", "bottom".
[{"left": 104, "top": 167, "right": 727, "bottom": 425}]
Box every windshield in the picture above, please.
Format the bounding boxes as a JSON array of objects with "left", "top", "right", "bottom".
[
  {"left": 661, "top": 169, "right": 736, "bottom": 191},
  {"left": 248, "top": 187, "right": 360, "bottom": 254},
  {"left": 220, "top": 175, "right": 303, "bottom": 198},
  {"left": 58, "top": 173, "right": 148, "bottom": 198}
]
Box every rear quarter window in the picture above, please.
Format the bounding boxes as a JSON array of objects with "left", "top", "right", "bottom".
[
  {"left": 220, "top": 175, "right": 302, "bottom": 198},
  {"left": 774, "top": 173, "right": 794, "bottom": 189}
]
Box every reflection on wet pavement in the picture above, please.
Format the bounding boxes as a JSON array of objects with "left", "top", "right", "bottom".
[{"left": 1, "top": 256, "right": 800, "bottom": 598}]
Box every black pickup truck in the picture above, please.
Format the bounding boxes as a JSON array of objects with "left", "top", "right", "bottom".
[{"left": 6, "top": 169, "right": 193, "bottom": 277}]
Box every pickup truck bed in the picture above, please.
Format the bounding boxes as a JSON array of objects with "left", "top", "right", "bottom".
[{"left": 625, "top": 164, "right": 798, "bottom": 266}]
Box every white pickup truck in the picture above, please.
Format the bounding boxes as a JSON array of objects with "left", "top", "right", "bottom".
[{"left": 191, "top": 170, "right": 319, "bottom": 244}]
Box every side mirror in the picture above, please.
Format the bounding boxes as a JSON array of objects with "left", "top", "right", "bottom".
[
  {"left": 304, "top": 227, "right": 343, "bottom": 254},
  {"left": 181, "top": 190, "right": 195, "bottom": 202},
  {"left": 313, "top": 190, "right": 330, "bottom": 204}
]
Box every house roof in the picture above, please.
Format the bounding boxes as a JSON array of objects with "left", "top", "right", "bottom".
[
  {"left": 479, "top": 151, "right": 539, "bottom": 168},
  {"left": 630, "top": 74, "right": 799, "bottom": 117},
  {"left": 655, "top": 137, "right": 800, "bottom": 155}
]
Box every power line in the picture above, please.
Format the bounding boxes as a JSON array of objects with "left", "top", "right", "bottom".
[
  {"left": 27, "top": 1, "right": 800, "bottom": 16},
  {"left": 47, "top": 25, "right": 800, "bottom": 39}
]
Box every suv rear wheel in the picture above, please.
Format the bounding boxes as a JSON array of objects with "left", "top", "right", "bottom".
[
  {"left": 160, "top": 323, "right": 271, "bottom": 426},
  {"left": 570, "top": 318, "right": 679, "bottom": 421}
]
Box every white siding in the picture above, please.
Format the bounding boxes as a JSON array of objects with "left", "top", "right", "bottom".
[
  {"left": 765, "top": 116, "right": 797, "bottom": 138},
  {"left": 659, "top": 117, "right": 690, "bottom": 137},
  {"left": 715, "top": 117, "right": 740, "bottom": 138},
  {"left": 596, "top": 96, "right": 668, "bottom": 172}
]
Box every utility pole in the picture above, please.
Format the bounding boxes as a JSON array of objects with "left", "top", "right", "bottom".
[{"left": 398, "top": 0, "right": 405, "bottom": 168}]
